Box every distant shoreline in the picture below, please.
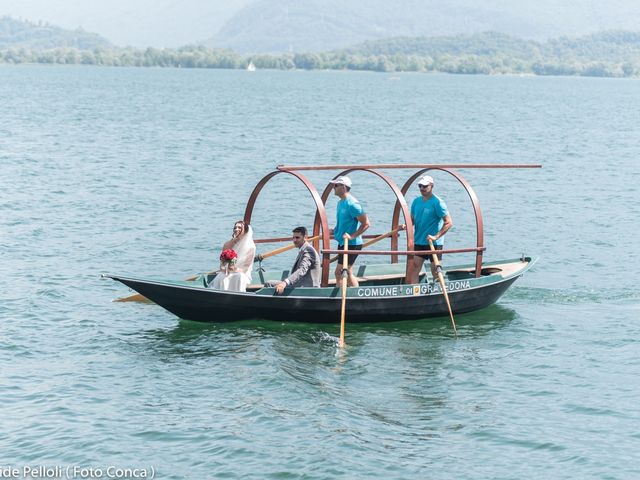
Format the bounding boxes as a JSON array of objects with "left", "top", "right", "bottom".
[
  {"left": 1, "top": 58, "right": 637, "bottom": 79},
  {"left": 2, "top": 30, "right": 640, "bottom": 79}
]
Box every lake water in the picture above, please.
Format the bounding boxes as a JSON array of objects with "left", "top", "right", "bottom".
[{"left": 1, "top": 65, "right": 639, "bottom": 479}]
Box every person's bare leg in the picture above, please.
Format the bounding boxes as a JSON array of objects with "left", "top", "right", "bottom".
[
  {"left": 347, "top": 266, "right": 359, "bottom": 287},
  {"left": 334, "top": 264, "right": 342, "bottom": 286},
  {"left": 406, "top": 260, "right": 414, "bottom": 284},
  {"left": 430, "top": 260, "right": 439, "bottom": 283},
  {"left": 408, "top": 256, "right": 425, "bottom": 284}
]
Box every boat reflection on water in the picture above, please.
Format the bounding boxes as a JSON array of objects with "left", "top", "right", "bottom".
[{"left": 132, "top": 302, "right": 516, "bottom": 363}]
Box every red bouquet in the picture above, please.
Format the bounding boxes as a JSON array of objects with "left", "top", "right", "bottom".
[{"left": 220, "top": 249, "right": 238, "bottom": 266}]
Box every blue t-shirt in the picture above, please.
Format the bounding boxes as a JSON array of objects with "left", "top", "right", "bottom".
[
  {"left": 411, "top": 194, "right": 449, "bottom": 246},
  {"left": 335, "top": 195, "right": 365, "bottom": 246}
]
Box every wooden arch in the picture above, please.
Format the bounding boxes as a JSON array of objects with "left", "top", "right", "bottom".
[
  {"left": 392, "top": 167, "right": 484, "bottom": 277},
  {"left": 243, "top": 169, "right": 332, "bottom": 284},
  {"left": 313, "top": 167, "right": 414, "bottom": 284}
]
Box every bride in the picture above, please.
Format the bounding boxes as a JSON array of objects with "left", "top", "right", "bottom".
[{"left": 210, "top": 220, "right": 256, "bottom": 292}]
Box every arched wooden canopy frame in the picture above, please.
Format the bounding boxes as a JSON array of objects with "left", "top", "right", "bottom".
[{"left": 244, "top": 164, "right": 541, "bottom": 287}]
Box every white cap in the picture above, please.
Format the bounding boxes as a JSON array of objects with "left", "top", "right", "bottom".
[
  {"left": 330, "top": 176, "right": 352, "bottom": 188},
  {"left": 417, "top": 175, "right": 434, "bottom": 186}
]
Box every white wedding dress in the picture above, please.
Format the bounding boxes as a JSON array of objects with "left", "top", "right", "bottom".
[{"left": 210, "top": 226, "right": 255, "bottom": 292}]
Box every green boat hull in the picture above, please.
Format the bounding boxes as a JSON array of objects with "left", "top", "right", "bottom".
[{"left": 108, "top": 257, "right": 535, "bottom": 323}]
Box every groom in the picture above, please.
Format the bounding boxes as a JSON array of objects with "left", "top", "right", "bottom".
[{"left": 266, "top": 226, "right": 321, "bottom": 294}]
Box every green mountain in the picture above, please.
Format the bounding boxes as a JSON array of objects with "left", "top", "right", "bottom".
[
  {"left": 208, "top": 0, "right": 640, "bottom": 53},
  {"left": 0, "top": 16, "right": 111, "bottom": 49}
]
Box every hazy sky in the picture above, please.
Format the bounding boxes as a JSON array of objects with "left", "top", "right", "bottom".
[
  {"left": 1, "top": 0, "right": 251, "bottom": 47},
  {"left": 3, "top": 0, "right": 640, "bottom": 50}
]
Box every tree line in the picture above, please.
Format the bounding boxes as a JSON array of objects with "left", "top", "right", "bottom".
[{"left": 2, "top": 31, "right": 640, "bottom": 78}]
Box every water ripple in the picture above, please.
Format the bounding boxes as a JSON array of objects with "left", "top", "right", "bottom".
[{"left": 1, "top": 67, "right": 639, "bottom": 479}]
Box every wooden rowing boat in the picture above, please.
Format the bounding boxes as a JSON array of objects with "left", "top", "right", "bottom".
[
  {"left": 106, "top": 257, "right": 535, "bottom": 323},
  {"left": 107, "top": 163, "right": 540, "bottom": 324}
]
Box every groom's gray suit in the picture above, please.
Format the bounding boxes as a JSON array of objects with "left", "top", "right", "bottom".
[{"left": 266, "top": 242, "right": 321, "bottom": 288}]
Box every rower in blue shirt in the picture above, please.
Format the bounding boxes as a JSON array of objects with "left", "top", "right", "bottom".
[
  {"left": 329, "top": 176, "right": 370, "bottom": 287},
  {"left": 407, "top": 175, "right": 453, "bottom": 284}
]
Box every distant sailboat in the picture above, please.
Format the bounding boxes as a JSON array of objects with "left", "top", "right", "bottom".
[{"left": 246, "top": 61, "right": 256, "bottom": 72}]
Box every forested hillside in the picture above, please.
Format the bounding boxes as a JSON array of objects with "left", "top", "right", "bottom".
[
  {"left": 330, "top": 31, "right": 640, "bottom": 75},
  {"left": 0, "top": 16, "right": 110, "bottom": 50},
  {"left": 2, "top": 29, "right": 639, "bottom": 78}
]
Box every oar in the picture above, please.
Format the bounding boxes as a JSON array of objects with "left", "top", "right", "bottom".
[
  {"left": 114, "top": 269, "right": 212, "bottom": 302},
  {"left": 117, "top": 264, "right": 237, "bottom": 302},
  {"left": 115, "top": 235, "right": 322, "bottom": 303},
  {"left": 256, "top": 235, "right": 321, "bottom": 261},
  {"left": 428, "top": 238, "right": 458, "bottom": 337},
  {"left": 329, "top": 228, "right": 402, "bottom": 263},
  {"left": 114, "top": 292, "right": 152, "bottom": 303},
  {"left": 339, "top": 236, "right": 349, "bottom": 348}
]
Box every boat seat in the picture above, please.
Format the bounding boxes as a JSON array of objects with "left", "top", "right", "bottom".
[
  {"left": 325, "top": 271, "right": 426, "bottom": 285},
  {"left": 246, "top": 271, "right": 425, "bottom": 291}
]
